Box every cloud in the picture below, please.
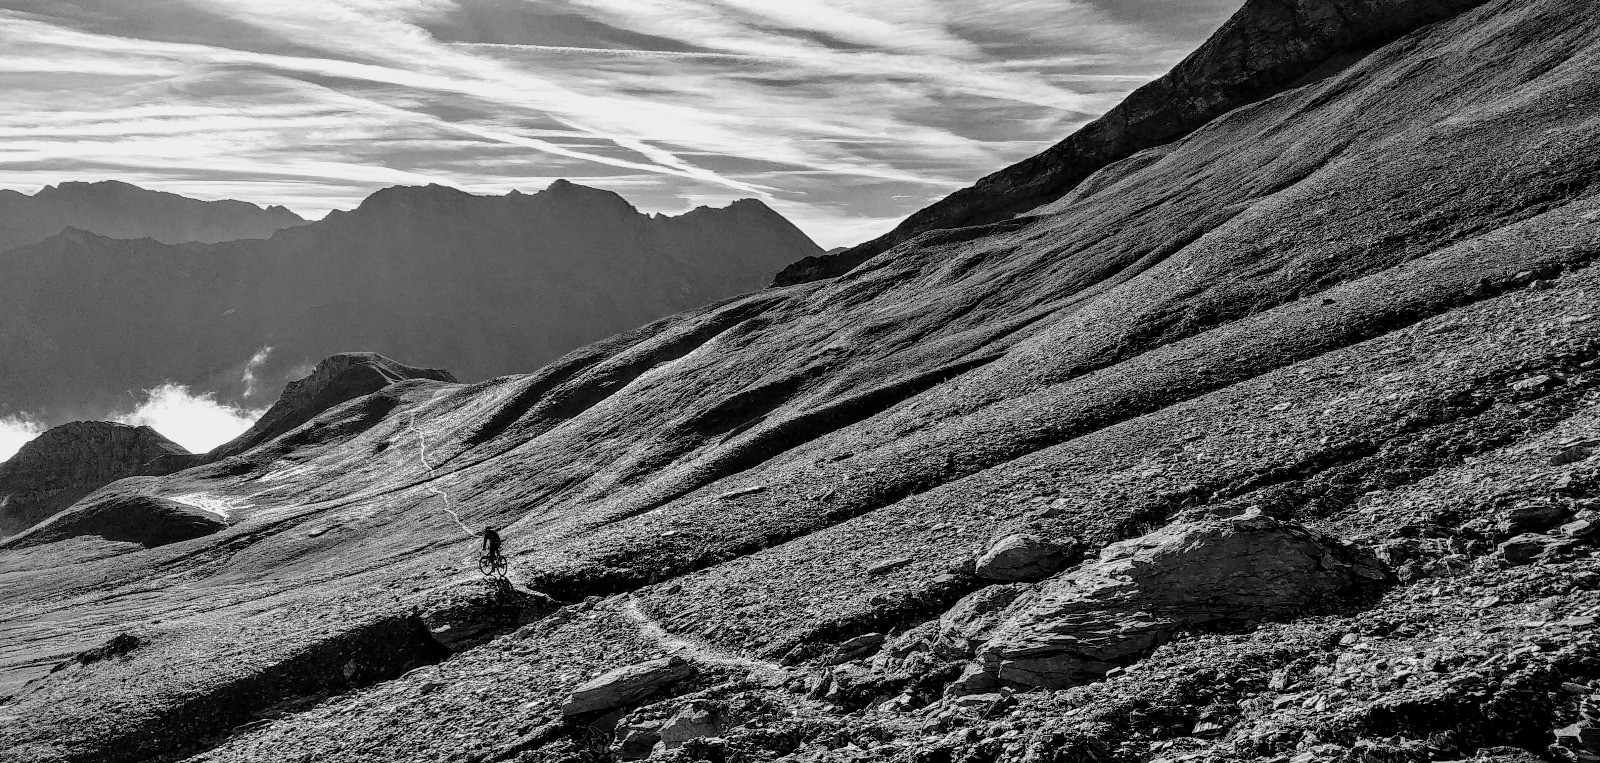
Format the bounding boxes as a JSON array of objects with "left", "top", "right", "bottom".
[
  {"left": 0, "top": 0, "right": 1243, "bottom": 248},
  {"left": 0, "top": 414, "right": 46, "bottom": 463},
  {"left": 113, "top": 383, "right": 266, "bottom": 454},
  {"left": 241, "top": 345, "right": 273, "bottom": 397}
]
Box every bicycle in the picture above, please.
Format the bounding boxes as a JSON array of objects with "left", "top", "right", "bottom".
[{"left": 478, "top": 549, "right": 508, "bottom": 579}]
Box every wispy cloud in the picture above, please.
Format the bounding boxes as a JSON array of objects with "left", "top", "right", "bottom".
[{"left": 0, "top": 0, "right": 1240, "bottom": 247}]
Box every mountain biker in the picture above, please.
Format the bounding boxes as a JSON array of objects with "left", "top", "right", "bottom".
[{"left": 481, "top": 526, "right": 502, "bottom": 561}]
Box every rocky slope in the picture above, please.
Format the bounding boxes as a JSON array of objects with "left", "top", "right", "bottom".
[
  {"left": 3, "top": 1, "right": 1600, "bottom": 763},
  {"left": 0, "top": 353, "right": 455, "bottom": 541},
  {"left": 0, "top": 180, "right": 305, "bottom": 254},
  {"left": 0, "top": 421, "right": 189, "bottom": 538},
  {"left": 204, "top": 352, "right": 458, "bottom": 463},
  {"left": 0, "top": 181, "right": 820, "bottom": 423},
  {"left": 773, "top": 0, "right": 1491, "bottom": 285}
]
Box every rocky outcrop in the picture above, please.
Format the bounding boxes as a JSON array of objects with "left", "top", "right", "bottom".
[
  {"left": 932, "top": 584, "right": 1035, "bottom": 660},
  {"left": 0, "top": 421, "right": 191, "bottom": 537},
  {"left": 0, "top": 182, "right": 821, "bottom": 423},
  {"left": 965, "top": 514, "right": 1385, "bottom": 690},
  {"left": 561, "top": 657, "right": 695, "bottom": 716},
  {"left": 0, "top": 180, "right": 304, "bottom": 254},
  {"left": 205, "top": 353, "right": 457, "bottom": 462},
  {"left": 774, "top": 0, "right": 1491, "bottom": 285}
]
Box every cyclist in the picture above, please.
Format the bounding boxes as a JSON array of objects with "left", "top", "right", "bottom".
[{"left": 481, "top": 525, "right": 502, "bottom": 562}]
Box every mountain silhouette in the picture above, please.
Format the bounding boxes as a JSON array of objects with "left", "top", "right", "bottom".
[
  {"left": 0, "top": 180, "right": 305, "bottom": 254},
  {"left": 0, "top": 181, "right": 821, "bottom": 422}
]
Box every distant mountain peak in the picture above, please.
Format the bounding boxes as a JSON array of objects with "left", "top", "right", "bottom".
[{"left": 0, "top": 180, "right": 307, "bottom": 252}]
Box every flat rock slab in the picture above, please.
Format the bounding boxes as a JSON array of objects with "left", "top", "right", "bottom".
[
  {"left": 972, "top": 513, "right": 1384, "bottom": 689},
  {"left": 561, "top": 656, "right": 694, "bottom": 716}
]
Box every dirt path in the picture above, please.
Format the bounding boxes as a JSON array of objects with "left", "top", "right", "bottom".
[{"left": 620, "top": 596, "right": 790, "bottom": 684}]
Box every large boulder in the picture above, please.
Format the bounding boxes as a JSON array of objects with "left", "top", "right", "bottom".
[
  {"left": 560, "top": 656, "right": 695, "bottom": 716},
  {"left": 974, "top": 534, "right": 1079, "bottom": 582},
  {"left": 967, "top": 513, "right": 1384, "bottom": 690}
]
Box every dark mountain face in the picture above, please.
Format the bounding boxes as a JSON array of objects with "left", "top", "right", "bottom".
[
  {"left": 0, "top": 421, "right": 188, "bottom": 537},
  {"left": 0, "top": 182, "right": 821, "bottom": 422},
  {"left": 0, "top": 180, "right": 305, "bottom": 254},
  {"left": 4, "top": 1, "right": 1600, "bottom": 762}
]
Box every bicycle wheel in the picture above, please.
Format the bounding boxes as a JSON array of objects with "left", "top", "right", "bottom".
[{"left": 478, "top": 555, "right": 497, "bottom": 576}]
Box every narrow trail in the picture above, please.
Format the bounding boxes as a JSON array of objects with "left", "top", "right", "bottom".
[
  {"left": 620, "top": 596, "right": 789, "bottom": 684},
  {"left": 407, "top": 412, "right": 476, "bottom": 539}
]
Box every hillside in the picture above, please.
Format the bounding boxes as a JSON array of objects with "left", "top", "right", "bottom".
[
  {"left": 0, "top": 180, "right": 305, "bottom": 254},
  {"left": 2, "top": 1, "right": 1599, "bottom": 762},
  {"left": 0, "top": 422, "right": 189, "bottom": 538},
  {"left": 0, "top": 181, "right": 821, "bottom": 422}
]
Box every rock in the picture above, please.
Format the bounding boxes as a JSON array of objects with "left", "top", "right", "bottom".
[
  {"left": 946, "top": 663, "right": 1003, "bottom": 696},
  {"left": 1561, "top": 513, "right": 1599, "bottom": 540},
  {"left": 560, "top": 656, "right": 694, "bottom": 716},
  {"left": 867, "top": 558, "right": 912, "bottom": 575},
  {"left": 974, "top": 535, "right": 1079, "bottom": 582},
  {"left": 965, "top": 513, "right": 1383, "bottom": 690},
  {"left": 1374, "top": 538, "right": 1422, "bottom": 567},
  {"left": 1555, "top": 722, "right": 1600, "bottom": 754},
  {"left": 933, "top": 584, "right": 1035, "bottom": 659},
  {"left": 947, "top": 692, "right": 1012, "bottom": 717},
  {"left": 611, "top": 722, "right": 663, "bottom": 761},
  {"left": 656, "top": 701, "right": 724, "bottom": 750},
  {"left": 414, "top": 580, "right": 557, "bottom": 652},
  {"left": 1498, "top": 534, "right": 1561, "bottom": 565},
  {"left": 1552, "top": 442, "right": 1597, "bottom": 466},
  {"left": 1497, "top": 503, "right": 1571, "bottom": 536},
  {"left": 830, "top": 633, "right": 886, "bottom": 664},
  {"left": 1512, "top": 375, "right": 1557, "bottom": 392}
]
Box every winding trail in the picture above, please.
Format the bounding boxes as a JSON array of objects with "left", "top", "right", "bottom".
[
  {"left": 406, "top": 412, "right": 475, "bottom": 539},
  {"left": 620, "top": 596, "right": 788, "bottom": 683}
]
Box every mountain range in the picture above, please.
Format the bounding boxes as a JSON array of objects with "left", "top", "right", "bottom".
[
  {"left": 4, "top": 1, "right": 1600, "bottom": 762},
  {"left": 0, "top": 180, "right": 305, "bottom": 254},
  {"left": 0, "top": 180, "right": 822, "bottom": 422}
]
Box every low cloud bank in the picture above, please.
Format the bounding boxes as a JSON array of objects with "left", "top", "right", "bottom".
[
  {"left": 0, "top": 415, "right": 46, "bottom": 463},
  {"left": 114, "top": 383, "right": 267, "bottom": 454}
]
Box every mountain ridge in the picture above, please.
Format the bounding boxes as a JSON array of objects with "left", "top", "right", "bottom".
[
  {"left": 773, "top": 0, "right": 1493, "bottom": 285},
  {"left": 0, "top": 180, "right": 306, "bottom": 254},
  {"left": 0, "top": 180, "right": 821, "bottom": 425}
]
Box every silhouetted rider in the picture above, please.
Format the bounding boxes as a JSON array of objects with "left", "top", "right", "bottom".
[{"left": 481, "top": 526, "right": 502, "bottom": 559}]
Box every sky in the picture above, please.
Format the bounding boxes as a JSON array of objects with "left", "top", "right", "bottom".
[
  {"left": 0, "top": 0, "right": 1242, "bottom": 249},
  {"left": 0, "top": 0, "right": 1242, "bottom": 460}
]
